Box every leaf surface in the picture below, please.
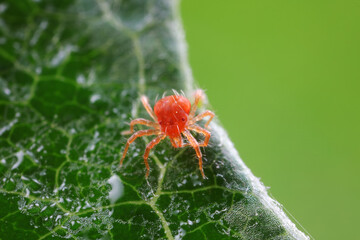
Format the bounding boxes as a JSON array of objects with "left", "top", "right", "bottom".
[{"left": 0, "top": 0, "right": 309, "bottom": 239}]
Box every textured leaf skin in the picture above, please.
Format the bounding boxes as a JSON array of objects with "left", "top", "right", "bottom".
[{"left": 0, "top": 0, "right": 309, "bottom": 239}]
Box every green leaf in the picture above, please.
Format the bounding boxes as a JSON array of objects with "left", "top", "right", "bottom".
[{"left": 0, "top": 0, "right": 309, "bottom": 239}]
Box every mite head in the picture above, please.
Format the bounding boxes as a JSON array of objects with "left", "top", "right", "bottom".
[{"left": 154, "top": 95, "right": 191, "bottom": 138}]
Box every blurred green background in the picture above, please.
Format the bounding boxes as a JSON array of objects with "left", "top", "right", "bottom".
[{"left": 181, "top": 1, "right": 360, "bottom": 239}]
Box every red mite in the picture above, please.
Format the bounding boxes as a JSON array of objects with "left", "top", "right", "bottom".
[{"left": 120, "top": 90, "right": 215, "bottom": 178}]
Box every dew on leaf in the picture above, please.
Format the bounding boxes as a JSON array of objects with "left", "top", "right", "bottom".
[
  {"left": 76, "top": 74, "right": 86, "bottom": 84},
  {"left": 90, "top": 94, "right": 101, "bottom": 103},
  {"left": 107, "top": 174, "right": 124, "bottom": 204},
  {"left": 25, "top": 188, "right": 30, "bottom": 197},
  {"left": 0, "top": 118, "right": 17, "bottom": 136},
  {"left": 35, "top": 67, "right": 42, "bottom": 74},
  {"left": 11, "top": 150, "right": 24, "bottom": 170},
  {"left": 50, "top": 45, "right": 76, "bottom": 66},
  {"left": 29, "top": 20, "right": 48, "bottom": 46},
  {"left": 3, "top": 87, "right": 10, "bottom": 95}
]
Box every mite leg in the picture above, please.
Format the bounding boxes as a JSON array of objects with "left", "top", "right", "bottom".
[
  {"left": 183, "top": 130, "right": 205, "bottom": 179},
  {"left": 143, "top": 134, "right": 166, "bottom": 178},
  {"left": 170, "top": 138, "right": 177, "bottom": 148},
  {"left": 120, "top": 129, "right": 160, "bottom": 166},
  {"left": 188, "top": 124, "right": 211, "bottom": 147},
  {"left": 121, "top": 118, "right": 160, "bottom": 135},
  {"left": 141, "top": 96, "right": 158, "bottom": 121},
  {"left": 189, "top": 110, "right": 215, "bottom": 129},
  {"left": 189, "top": 89, "right": 204, "bottom": 119},
  {"left": 170, "top": 136, "right": 187, "bottom": 148},
  {"left": 177, "top": 138, "right": 191, "bottom": 147}
]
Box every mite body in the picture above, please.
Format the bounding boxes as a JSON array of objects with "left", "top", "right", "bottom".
[{"left": 120, "top": 90, "right": 215, "bottom": 178}]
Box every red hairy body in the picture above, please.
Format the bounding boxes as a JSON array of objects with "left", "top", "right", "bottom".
[
  {"left": 120, "top": 90, "right": 215, "bottom": 179},
  {"left": 154, "top": 95, "right": 191, "bottom": 138}
]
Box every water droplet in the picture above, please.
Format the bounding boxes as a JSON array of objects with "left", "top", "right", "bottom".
[
  {"left": 3, "top": 87, "right": 10, "bottom": 95},
  {"left": 55, "top": 215, "right": 62, "bottom": 222},
  {"left": 35, "top": 67, "right": 42, "bottom": 74},
  {"left": 50, "top": 44, "right": 76, "bottom": 66},
  {"left": 25, "top": 188, "right": 30, "bottom": 197},
  {"left": 40, "top": 206, "right": 47, "bottom": 212},
  {"left": 107, "top": 175, "right": 124, "bottom": 204},
  {"left": 11, "top": 150, "right": 24, "bottom": 170},
  {"left": 75, "top": 205, "right": 81, "bottom": 212},
  {"left": 32, "top": 178, "right": 42, "bottom": 185},
  {"left": 0, "top": 3, "right": 7, "bottom": 13},
  {"left": 90, "top": 94, "right": 101, "bottom": 103},
  {"left": 37, "top": 145, "right": 44, "bottom": 152},
  {"left": 0, "top": 118, "right": 17, "bottom": 136},
  {"left": 76, "top": 74, "right": 86, "bottom": 84}
]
